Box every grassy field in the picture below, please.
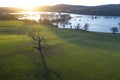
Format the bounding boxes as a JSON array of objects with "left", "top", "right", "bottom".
[{"left": 0, "top": 20, "right": 120, "bottom": 80}]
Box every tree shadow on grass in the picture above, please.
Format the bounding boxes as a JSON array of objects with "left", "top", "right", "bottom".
[
  {"left": 0, "top": 49, "right": 62, "bottom": 80},
  {"left": 27, "top": 28, "right": 63, "bottom": 80},
  {"left": 33, "top": 50, "right": 62, "bottom": 80}
]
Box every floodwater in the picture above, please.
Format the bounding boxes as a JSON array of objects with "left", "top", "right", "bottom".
[
  {"left": 16, "top": 11, "right": 120, "bottom": 33},
  {"left": 58, "top": 14, "right": 120, "bottom": 33}
]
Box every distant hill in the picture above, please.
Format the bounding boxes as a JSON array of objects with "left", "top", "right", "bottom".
[
  {"left": 35, "top": 4, "right": 89, "bottom": 12},
  {"left": 36, "top": 4, "right": 120, "bottom": 16}
]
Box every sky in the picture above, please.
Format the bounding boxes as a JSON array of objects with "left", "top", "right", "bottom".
[{"left": 0, "top": 0, "right": 120, "bottom": 9}]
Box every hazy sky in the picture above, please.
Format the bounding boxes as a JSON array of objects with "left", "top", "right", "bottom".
[{"left": 0, "top": 0, "right": 120, "bottom": 9}]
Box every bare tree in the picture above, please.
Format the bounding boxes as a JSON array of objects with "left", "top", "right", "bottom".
[
  {"left": 28, "top": 28, "right": 62, "bottom": 80},
  {"left": 111, "top": 27, "right": 118, "bottom": 34},
  {"left": 83, "top": 23, "right": 89, "bottom": 31},
  {"left": 76, "top": 23, "right": 80, "bottom": 30},
  {"left": 28, "top": 28, "right": 52, "bottom": 80},
  {"left": 28, "top": 28, "right": 47, "bottom": 51}
]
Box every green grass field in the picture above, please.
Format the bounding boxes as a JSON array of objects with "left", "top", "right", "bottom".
[{"left": 0, "top": 20, "right": 120, "bottom": 80}]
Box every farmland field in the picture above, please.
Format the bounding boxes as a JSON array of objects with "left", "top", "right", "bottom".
[{"left": 0, "top": 20, "right": 120, "bottom": 80}]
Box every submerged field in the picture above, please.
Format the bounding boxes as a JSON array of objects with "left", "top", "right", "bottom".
[{"left": 0, "top": 20, "right": 120, "bottom": 80}]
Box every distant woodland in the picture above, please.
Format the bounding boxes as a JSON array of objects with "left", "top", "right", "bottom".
[{"left": 35, "top": 4, "right": 120, "bottom": 16}]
